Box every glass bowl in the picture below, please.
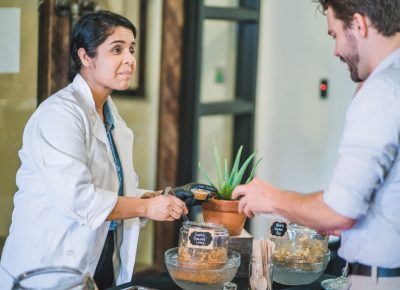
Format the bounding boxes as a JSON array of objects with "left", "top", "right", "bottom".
[
  {"left": 11, "top": 266, "right": 97, "bottom": 290},
  {"left": 273, "top": 250, "right": 330, "bottom": 285},
  {"left": 270, "top": 223, "right": 330, "bottom": 285},
  {"left": 165, "top": 247, "right": 240, "bottom": 290}
]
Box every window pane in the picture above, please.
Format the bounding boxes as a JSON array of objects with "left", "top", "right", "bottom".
[
  {"left": 204, "top": 0, "right": 239, "bottom": 7},
  {"left": 200, "top": 20, "right": 238, "bottom": 103},
  {"left": 197, "top": 115, "right": 233, "bottom": 184}
]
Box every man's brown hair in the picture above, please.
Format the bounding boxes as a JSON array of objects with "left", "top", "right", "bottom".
[{"left": 316, "top": 0, "right": 400, "bottom": 36}]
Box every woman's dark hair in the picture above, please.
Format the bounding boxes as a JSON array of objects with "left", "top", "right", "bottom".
[
  {"left": 316, "top": 0, "right": 400, "bottom": 36},
  {"left": 68, "top": 10, "right": 136, "bottom": 82}
]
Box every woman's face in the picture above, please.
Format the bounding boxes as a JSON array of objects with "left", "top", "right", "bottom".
[{"left": 84, "top": 26, "right": 136, "bottom": 95}]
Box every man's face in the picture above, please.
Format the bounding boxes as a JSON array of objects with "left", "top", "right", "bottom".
[{"left": 327, "top": 7, "right": 362, "bottom": 82}]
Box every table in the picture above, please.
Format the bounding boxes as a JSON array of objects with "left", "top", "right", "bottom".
[
  {"left": 107, "top": 272, "right": 337, "bottom": 290},
  {"left": 107, "top": 240, "right": 344, "bottom": 290}
]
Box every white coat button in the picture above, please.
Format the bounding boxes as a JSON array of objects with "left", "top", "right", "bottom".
[{"left": 66, "top": 250, "right": 75, "bottom": 257}]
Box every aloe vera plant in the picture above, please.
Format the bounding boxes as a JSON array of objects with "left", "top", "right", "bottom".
[{"left": 198, "top": 144, "right": 262, "bottom": 200}]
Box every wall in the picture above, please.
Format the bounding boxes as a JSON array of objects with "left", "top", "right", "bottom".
[
  {"left": 251, "top": 0, "right": 356, "bottom": 238},
  {"left": 0, "top": 0, "right": 37, "bottom": 241}
]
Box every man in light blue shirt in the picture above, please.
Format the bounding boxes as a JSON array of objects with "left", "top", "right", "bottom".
[{"left": 232, "top": 1, "right": 400, "bottom": 289}]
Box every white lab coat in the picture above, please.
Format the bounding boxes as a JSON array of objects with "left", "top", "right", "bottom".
[{"left": 0, "top": 74, "right": 142, "bottom": 288}]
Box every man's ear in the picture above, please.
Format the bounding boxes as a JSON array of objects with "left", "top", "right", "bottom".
[
  {"left": 77, "top": 47, "right": 92, "bottom": 67},
  {"left": 353, "top": 13, "right": 368, "bottom": 38}
]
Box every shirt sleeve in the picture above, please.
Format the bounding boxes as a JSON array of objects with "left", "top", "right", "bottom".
[
  {"left": 28, "top": 101, "right": 117, "bottom": 229},
  {"left": 323, "top": 78, "right": 400, "bottom": 219}
]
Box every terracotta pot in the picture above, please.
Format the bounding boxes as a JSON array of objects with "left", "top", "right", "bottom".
[{"left": 202, "top": 198, "right": 246, "bottom": 236}]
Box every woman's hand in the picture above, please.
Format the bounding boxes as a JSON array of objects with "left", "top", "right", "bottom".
[{"left": 145, "top": 194, "right": 188, "bottom": 221}]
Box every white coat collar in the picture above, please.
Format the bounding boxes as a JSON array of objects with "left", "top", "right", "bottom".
[
  {"left": 70, "top": 74, "right": 122, "bottom": 134},
  {"left": 70, "top": 74, "right": 111, "bottom": 146},
  {"left": 71, "top": 73, "right": 98, "bottom": 113}
]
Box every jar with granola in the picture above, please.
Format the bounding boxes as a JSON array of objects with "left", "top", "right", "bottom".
[
  {"left": 269, "top": 221, "right": 330, "bottom": 285},
  {"left": 178, "top": 222, "right": 229, "bottom": 269}
]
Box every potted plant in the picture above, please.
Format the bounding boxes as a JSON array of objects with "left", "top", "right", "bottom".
[{"left": 199, "top": 144, "right": 262, "bottom": 236}]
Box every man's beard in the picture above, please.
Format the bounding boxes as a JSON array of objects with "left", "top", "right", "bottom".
[
  {"left": 342, "top": 54, "right": 361, "bottom": 82},
  {"left": 342, "top": 31, "right": 362, "bottom": 82}
]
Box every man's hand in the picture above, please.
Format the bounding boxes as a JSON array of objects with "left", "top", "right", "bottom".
[
  {"left": 318, "top": 229, "right": 342, "bottom": 236},
  {"left": 173, "top": 183, "right": 217, "bottom": 207},
  {"left": 232, "top": 178, "right": 275, "bottom": 217}
]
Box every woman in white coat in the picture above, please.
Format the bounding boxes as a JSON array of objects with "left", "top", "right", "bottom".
[{"left": 0, "top": 11, "right": 187, "bottom": 289}]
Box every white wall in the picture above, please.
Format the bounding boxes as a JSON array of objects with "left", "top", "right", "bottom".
[{"left": 251, "top": 0, "right": 356, "bottom": 238}]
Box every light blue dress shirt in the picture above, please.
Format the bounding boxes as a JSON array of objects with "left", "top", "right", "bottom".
[
  {"left": 104, "top": 102, "right": 124, "bottom": 231},
  {"left": 323, "top": 49, "right": 400, "bottom": 268}
]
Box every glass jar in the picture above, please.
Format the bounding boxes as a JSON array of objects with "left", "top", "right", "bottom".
[
  {"left": 177, "top": 221, "right": 229, "bottom": 269},
  {"left": 269, "top": 222, "right": 330, "bottom": 285},
  {"left": 248, "top": 256, "right": 273, "bottom": 290},
  {"left": 223, "top": 281, "right": 237, "bottom": 290},
  {"left": 11, "top": 266, "right": 97, "bottom": 290}
]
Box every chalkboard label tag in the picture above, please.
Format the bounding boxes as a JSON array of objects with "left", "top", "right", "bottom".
[
  {"left": 187, "top": 229, "right": 214, "bottom": 249},
  {"left": 270, "top": 221, "right": 288, "bottom": 238}
]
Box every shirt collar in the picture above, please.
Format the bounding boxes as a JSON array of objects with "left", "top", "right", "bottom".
[{"left": 369, "top": 48, "right": 400, "bottom": 79}]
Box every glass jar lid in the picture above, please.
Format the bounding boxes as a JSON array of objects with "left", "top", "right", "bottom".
[
  {"left": 288, "top": 222, "right": 319, "bottom": 236},
  {"left": 288, "top": 222, "right": 318, "bottom": 233},
  {"left": 182, "top": 221, "right": 228, "bottom": 234}
]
